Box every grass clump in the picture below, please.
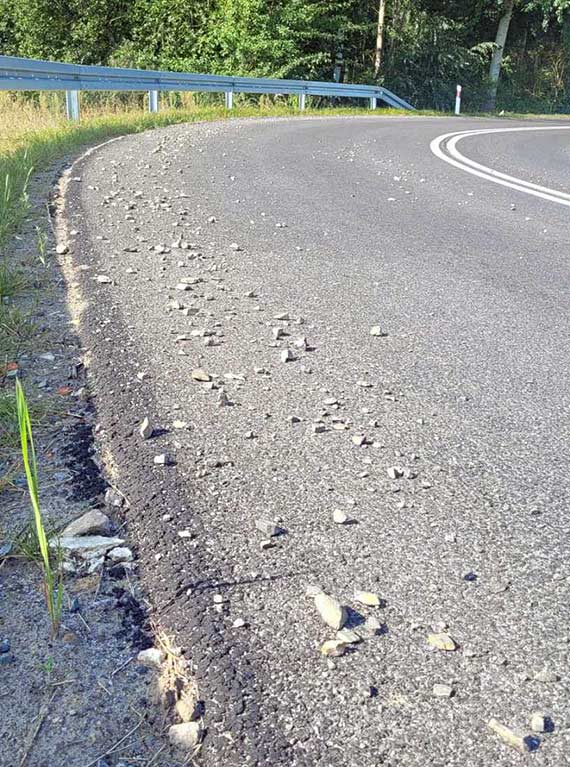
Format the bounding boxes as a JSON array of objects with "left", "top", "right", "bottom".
[{"left": 15, "top": 378, "right": 63, "bottom": 637}]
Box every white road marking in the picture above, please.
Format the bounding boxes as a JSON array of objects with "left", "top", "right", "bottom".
[{"left": 430, "top": 126, "right": 570, "bottom": 207}]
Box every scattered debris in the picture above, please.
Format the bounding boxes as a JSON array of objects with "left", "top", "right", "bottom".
[
  {"left": 191, "top": 368, "right": 211, "bottom": 382},
  {"left": 427, "top": 633, "right": 457, "bottom": 652},
  {"left": 255, "top": 518, "right": 279, "bottom": 537},
  {"left": 432, "top": 684, "right": 454, "bottom": 698},
  {"left": 314, "top": 592, "right": 347, "bottom": 630},
  {"left": 321, "top": 639, "right": 348, "bottom": 657},
  {"left": 333, "top": 509, "right": 348, "bottom": 525},
  {"left": 354, "top": 590, "right": 381, "bottom": 608},
  {"left": 488, "top": 719, "right": 538, "bottom": 753},
  {"left": 168, "top": 721, "right": 203, "bottom": 749},
  {"left": 530, "top": 712, "right": 551, "bottom": 733},
  {"left": 137, "top": 647, "right": 165, "bottom": 668},
  {"left": 139, "top": 416, "right": 153, "bottom": 440}
]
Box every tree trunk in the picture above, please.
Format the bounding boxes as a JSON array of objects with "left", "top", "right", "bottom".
[
  {"left": 374, "top": 0, "right": 387, "bottom": 78},
  {"left": 483, "top": 0, "right": 515, "bottom": 111}
]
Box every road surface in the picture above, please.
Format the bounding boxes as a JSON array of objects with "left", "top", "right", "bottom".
[{"left": 64, "top": 116, "right": 570, "bottom": 766}]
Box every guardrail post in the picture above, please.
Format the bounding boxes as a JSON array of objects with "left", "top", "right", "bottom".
[
  {"left": 370, "top": 96, "right": 377, "bottom": 110},
  {"left": 148, "top": 90, "right": 159, "bottom": 113},
  {"left": 65, "top": 90, "right": 80, "bottom": 121},
  {"left": 225, "top": 91, "right": 233, "bottom": 109},
  {"left": 298, "top": 93, "right": 306, "bottom": 111}
]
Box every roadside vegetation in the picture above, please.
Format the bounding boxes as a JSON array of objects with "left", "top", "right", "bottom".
[{"left": 1, "top": 1, "right": 569, "bottom": 113}]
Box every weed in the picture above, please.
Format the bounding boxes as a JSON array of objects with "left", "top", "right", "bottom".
[
  {"left": 0, "top": 261, "right": 27, "bottom": 301},
  {"left": 0, "top": 304, "right": 38, "bottom": 358},
  {"left": 15, "top": 379, "right": 63, "bottom": 637}
]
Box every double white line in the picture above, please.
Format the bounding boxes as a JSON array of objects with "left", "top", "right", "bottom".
[{"left": 430, "top": 126, "right": 570, "bottom": 207}]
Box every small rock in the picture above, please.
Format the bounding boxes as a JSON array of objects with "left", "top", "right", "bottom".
[
  {"left": 333, "top": 509, "right": 348, "bottom": 525},
  {"left": 321, "top": 639, "right": 348, "bottom": 657},
  {"left": 336, "top": 629, "right": 362, "bottom": 644},
  {"left": 95, "top": 275, "right": 112, "bottom": 284},
  {"left": 137, "top": 647, "right": 165, "bottom": 668},
  {"left": 312, "top": 423, "right": 327, "bottom": 434},
  {"left": 173, "top": 420, "right": 189, "bottom": 429},
  {"left": 432, "top": 684, "right": 454, "bottom": 698},
  {"left": 255, "top": 518, "right": 279, "bottom": 537},
  {"left": 352, "top": 434, "right": 367, "bottom": 447},
  {"left": 387, "top": 466, "right": 403, "bottom": 479},
  {"left": 259, "top": 539, "right": 274, "bottom": 550},
  {"left": 153, "top": 453, "right": 173, "bottom": 466},
  {"left": 370, "top": 326, "right": 386, "bottom": 337},
  {"left": 56, "top": 243, "right": 68, "bottom": 255},
  {"left": 272, "top": 327, "right": 285, "bottom": 340},
  {"left": 61, "top": 510, "right": 111, "bottom": 538},
  {"left": 217, "top": 391, "right": 231, "bottom": 407},
  {"left": 280, "top": 349, "right": 295, "bottom": 363},
  {"left": 0, "top": 639, "right": 10, "bottom": 654},
  {"left": 107, "top": 547, "right": 133, "bottom": 563},
  {"left": 530, "top": 712, "right": 551, "bottom": 733},
  {"left": 232, "top": 618, "right": 246, "bottom": 629},
  {"left": 54, "top": 535, "right": 125, "bottom": 560},
  {"left": 354, "top": 590, "right": 381, "bottom": 608},
  {"left": 139, "top": 416, "right": 153, "bottom": 440},
  {"left": 105, "top": 488, "right": 125, "bottom": 508},
  {"left": 533, "top": 668, "right": 560, "bottom": 683},
  {"left": 427, "top": 632, "right": 457, "bottom": 652},
  {"left": 176, "top": 691, "right": 201, "bottom": 722},
  {"left": 488, "top": 719, "right": 537, "bottom": 753},
  {"left": 191, "top": 368, "right": 211, "bottom": 382},
  {"left": 314, "top": 592, "right": 347, "bottom": 630},
  {"left": 357, "top": 616, "right": 382, "bottom": 639},
  {"left": 0, "top": 654, "right": 14, "bottom": 666},
  {"left": 169, "top": 721, "right": 203, "bottom": 750}
]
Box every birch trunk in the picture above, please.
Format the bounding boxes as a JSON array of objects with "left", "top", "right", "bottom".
[
  {"left": 374, "top": 0, "right": 387, "bottom": 78},
  {"left": 483, "top": 0, "right": 515, "bottom": 111}
]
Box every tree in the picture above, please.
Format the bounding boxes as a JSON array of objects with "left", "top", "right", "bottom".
[
  {"left": 483, "top": 0, "right": 516, "bottom": 111},
  {"left": 374, "top": 0, "right": 387, "bottom": 77}
]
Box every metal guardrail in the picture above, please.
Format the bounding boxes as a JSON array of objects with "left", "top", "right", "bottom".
[{"left": 0, "top": 55, "right": 414, "bottom": 119}]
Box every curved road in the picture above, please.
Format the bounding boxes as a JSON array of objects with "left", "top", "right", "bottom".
[{"left": 64, "top": 117, "right": 569, "bottom": 766}]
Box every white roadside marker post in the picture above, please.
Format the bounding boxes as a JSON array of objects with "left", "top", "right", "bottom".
[
  {"left": 455, "top": 84, "right": 462, "bottom": 115},
  {"left": 298, "top": 93, "right": 306, "bottom": 110},
  {"left": 225, "top": 91, "right": 234, "bottom": 109}
]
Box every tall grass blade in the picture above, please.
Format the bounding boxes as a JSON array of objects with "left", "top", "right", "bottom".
[{"left": 15, "top": 378, "right": 62, "bottom": 637}]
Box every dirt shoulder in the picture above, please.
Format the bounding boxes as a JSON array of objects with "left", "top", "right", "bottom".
[{"left": 1, "top": 151, "right": 185, "bottom": 767}]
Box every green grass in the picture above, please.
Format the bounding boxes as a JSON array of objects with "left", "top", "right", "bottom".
[{"left": 15, "top": 378, "right": 63, "bottom": 637}]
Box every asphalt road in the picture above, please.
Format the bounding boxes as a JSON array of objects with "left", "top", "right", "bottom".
[{"left": 64, "top": 116, "right": 570, "bottom": 766}]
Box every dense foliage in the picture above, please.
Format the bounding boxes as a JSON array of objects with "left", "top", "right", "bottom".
[{"left": 1, "top": 0, "right": 569, "bottom": 112}]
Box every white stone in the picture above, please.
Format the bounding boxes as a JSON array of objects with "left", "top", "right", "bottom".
[
  {"left": 139, "top": 416, "right": 153, "bottom": 439},
  {"left": 169, "top": 721, "right": 203, "bottom": 749},
  {"left": 108, "top": 547, "right": 133, "bottom": 563},
  {"left": 137, "top": 647, "right": 164, "bottom": 668}
]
